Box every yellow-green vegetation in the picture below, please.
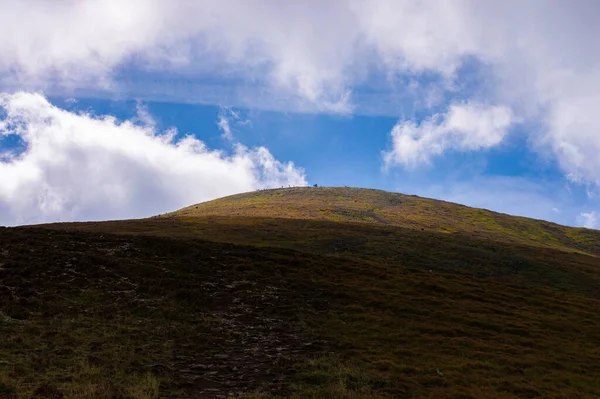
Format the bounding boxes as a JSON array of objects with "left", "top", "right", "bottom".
[
  {"left": 171, "top": 187, "right": 600, "bottom": 255},
  {"left": 5, "top": 187, "right": 600, "bottom": 398}
]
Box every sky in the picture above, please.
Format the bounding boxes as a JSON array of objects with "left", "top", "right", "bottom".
[{"left": 0, "top": 1, "right": 599, "bottom": 229}]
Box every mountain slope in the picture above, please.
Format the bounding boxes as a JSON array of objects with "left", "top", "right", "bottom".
[
  {"left": 172, "top": 187, "right": 600, "bottom": 255},
  {"left": 4, "top": 187, "right": 600, "bottom": 398}
]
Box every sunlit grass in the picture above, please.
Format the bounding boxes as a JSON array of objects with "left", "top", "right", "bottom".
[{"left": 169, "top": 187, "right": 600, "bottom": 255}]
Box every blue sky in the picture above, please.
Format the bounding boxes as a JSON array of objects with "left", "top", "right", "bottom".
[{"left": 0, "top": 1, "right": 599, "bottom": 228}]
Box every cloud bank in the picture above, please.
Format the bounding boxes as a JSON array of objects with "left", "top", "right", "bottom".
[
  {"left": 1, "top": 1, "right": 599, "bottom": 187},
  {"left": 1, "top": 1, "right": 600, "bottom": 228},
  {"left": 0, "top": 92, "right": 305, "bottom": 225}
]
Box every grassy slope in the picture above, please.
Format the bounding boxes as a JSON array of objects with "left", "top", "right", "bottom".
[
  {"left": 0, "top": 228, "right": 330, "bottom": 398},
  {"left": 172, "top": 187, "right": 600, "bottom": 255},
  {"left": 4, "top": 187, "right": 600, "bottom": 398}
]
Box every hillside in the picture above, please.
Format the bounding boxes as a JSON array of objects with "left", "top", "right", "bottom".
[
  {"left": 173, "top": 187, "right": 600, "bottom": 255},
  {"left": 2, "top": 187, "right": 600, "bottom": 398}
]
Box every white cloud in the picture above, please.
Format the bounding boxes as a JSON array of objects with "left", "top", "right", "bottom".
[
  {"left": 352, "top": 0, "right": 479, "bottom": 76},
  {"left": 1, "top": 1, "right": 600, "bottom": 188},
  {"left": 578, "top": 211, "right": 599, "bottom": 229},
  {"left": 0, "top": 92, "right": 305, "bottom": 226},
  {"left": 217, "top": 113, "right": 233, "bottom": 141},
  {"left": 0, "top": 1, "right": 530, "bottom": 114},
  {"left": 544, "top": 90, "right": 600, "bottom": 186},
  {"left": 0, "top": 0, "right": 358, "bottom": 112},
  {"left": 383, "top": 103, "right": 513, "bottom": 167},
  {"left": 216, "top": 107, "right": 251, "bottom": 142}
]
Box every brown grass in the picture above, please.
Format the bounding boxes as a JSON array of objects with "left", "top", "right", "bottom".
[{"left": 6, "top": 187, "right": 600, "bottom": 398}]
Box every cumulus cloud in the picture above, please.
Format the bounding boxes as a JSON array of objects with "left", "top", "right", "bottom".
[
  {"left": 383, "top": 103, "right": 513, "bottom": 167},
  {"left": 578, "top": 211, "right": 599, "bottom": 229},
  {"left": 2, "top": 1, "right": 600, "bottom": 188},
  {"left": 0, "top": 92, "right": 305, "bottom": 226},
  {"left": 0, "top": 0, "right": 358, "bottom": 112}
]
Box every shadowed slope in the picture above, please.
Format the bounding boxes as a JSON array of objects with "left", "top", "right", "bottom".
[
  {"left": 6, "top": 187, "right": 600, "bottom": 398},
  {"left": 6, "top": 218, "right": 600, "bottom": 398}
]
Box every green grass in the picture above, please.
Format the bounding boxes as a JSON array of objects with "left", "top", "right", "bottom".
[
  {"left": 8, "top": 187, "right": 600, "bottom": 398},
  {"left": 169, "top": 187, "right": 600, "bottom": 255}
]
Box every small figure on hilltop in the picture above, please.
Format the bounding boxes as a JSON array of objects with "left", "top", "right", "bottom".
[{"left": 313, "top": 184, "right": 318, "bottom": 188}]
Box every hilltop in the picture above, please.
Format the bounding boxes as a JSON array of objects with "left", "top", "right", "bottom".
[
  {"left": 2, "top": 187, "right": 600, "bottom": 398},
  {"left": 172, "top": 187, "right": 600, "bottom": 255}
]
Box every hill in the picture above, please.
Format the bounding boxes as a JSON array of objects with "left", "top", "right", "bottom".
[
  {"left": 172, "top": 187, "right": 600, "bottom": 255},
  {"left": 2, "top": 187, "right": 600, "bottom": 398}
]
